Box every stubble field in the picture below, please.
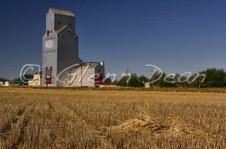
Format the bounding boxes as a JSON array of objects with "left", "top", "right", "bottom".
[{"left": 0, "top": 87, "right": 226, "bottom": 149}]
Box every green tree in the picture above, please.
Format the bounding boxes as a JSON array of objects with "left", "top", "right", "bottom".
[
  {"left": 148, "top": 73, "right": 176, "bottom": 87},
  {"left": 202, "top": 68, "right": 226, "bottom": 87},
  {"left": 14, "top": 74, "right": 34, "bottom": 85},
  {"left": 128, "top": 74, "right": 140, "bottom": 87},
  {"left": 138, "top": 75, "right": 149, "bottom": 87},
  {"left": 104, "top": 78, "right": 112, "bottom": 83},
  {"left": 0, "top": 77, "right": 9, "bottom": 82},
  {"left": 117, "top": 76, "right": 129, "bottom": 86}
]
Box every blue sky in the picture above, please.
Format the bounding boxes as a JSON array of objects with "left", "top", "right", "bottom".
[{"left": 0, "top": 0, "right": 226, "bottom": 79}]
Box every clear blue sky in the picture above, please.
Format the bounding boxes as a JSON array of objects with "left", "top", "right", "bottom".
[{"left": 1, "top": 0, "right": 226, "bottom": 79}]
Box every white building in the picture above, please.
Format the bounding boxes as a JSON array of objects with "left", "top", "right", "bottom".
[
  {"left": 58, "top": 62, "right": 105, "bottom": 87},
  {"left": 42, "top": 8, "right": 105, "bottom": 87},
  {"left": 28, "top": 74, "right": 42, "bottom": 86},
  {"left": 4, "top": 81, "right": 10, "bottom": 87}
]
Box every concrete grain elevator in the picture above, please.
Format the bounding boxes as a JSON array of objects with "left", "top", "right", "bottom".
[{"left": 42, "top": 8, "right": 105, "bottom": 87}]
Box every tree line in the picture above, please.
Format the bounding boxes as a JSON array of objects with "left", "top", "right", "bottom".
[
  {"left": 1, "top": 68, "right": 226, "bottom": 88},
  {"left": 105, "top": 68, "right": 226, "bottom": 88}
]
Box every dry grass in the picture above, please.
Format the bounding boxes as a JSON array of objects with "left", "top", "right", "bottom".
[{"left": 0, "top": 87, "right": 226, "bottom": 148}]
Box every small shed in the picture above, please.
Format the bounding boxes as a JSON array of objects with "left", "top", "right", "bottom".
[{"left": 4, "top": 81, "right": 10, "bottom": 86}]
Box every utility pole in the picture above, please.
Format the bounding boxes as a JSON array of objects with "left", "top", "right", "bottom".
[{"left": 126, "top": 69, "right": 130, "bottom": 76}]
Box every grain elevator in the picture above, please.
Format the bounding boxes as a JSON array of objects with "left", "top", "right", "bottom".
[{"left": 42, "top": 8, "right": 105, "bottom": 87}]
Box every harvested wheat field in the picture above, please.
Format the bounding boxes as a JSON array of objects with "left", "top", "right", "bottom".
[{"left": 0, "top": 87, "right": 226, "bottom": 149}]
